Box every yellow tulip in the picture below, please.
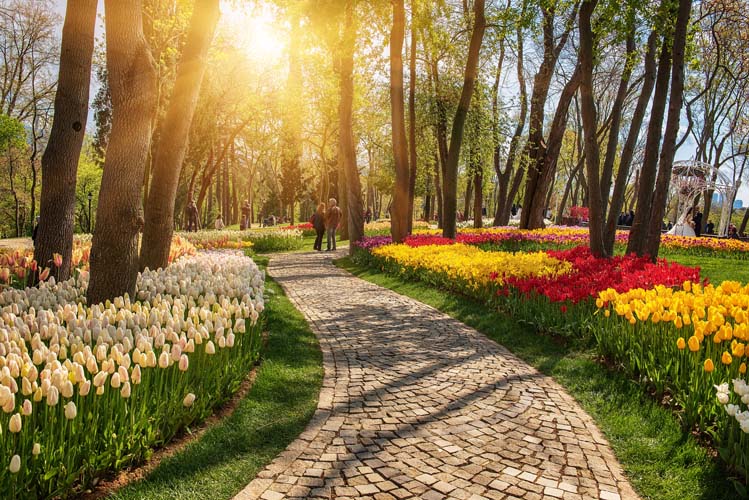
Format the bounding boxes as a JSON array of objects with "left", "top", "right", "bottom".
[
  {"left": 676, "top": 338, "right": 686, "bottom": 350},
  {"left": 740, "top": 363, "right": 747, "bottom": 374},
  {"left": 688, "top": 336, "right": 700, "bottom": 352},
  {"left": 8, "top": 413, "right": 21, "bottom": 433},
  {"left": 722, "top": 352, "right": 733, "bottom": 365},
  {"left": 704, "top": 358, "right": 715, "bottom": 372}
]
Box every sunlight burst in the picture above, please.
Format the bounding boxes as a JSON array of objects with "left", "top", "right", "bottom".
[{"left": 221, "top": 2, "right": 286, "bottom": 64}]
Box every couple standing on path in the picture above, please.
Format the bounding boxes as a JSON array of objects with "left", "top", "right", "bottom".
[{"left": 311, "top": 198, "right": 342, "bottom": 252}]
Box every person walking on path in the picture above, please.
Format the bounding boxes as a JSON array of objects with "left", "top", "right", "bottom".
[
  {"left": 214, "top": 214, "right": 225, "bottom": 230},
  {"left": 185, "top": 199, "right": 200, "bottom": 232},
  {"left": 311, "top": 202, "right": 326, "bottom": 251},
  {"left": 325, "top": 198, "right": 342, "bottom": 251}
]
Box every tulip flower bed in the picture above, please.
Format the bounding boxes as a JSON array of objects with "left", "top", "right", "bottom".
[
  {"left": 596, "top": 282, "right": 749, "bottom": 484},
  {"left": 244, "top": 228, "right": 304, "bottom": 252},
  {"left": 280, "top": 222, "right": 316, "bottom": 236},
  {"left": 180, "top": 230, "right": 254, "bottom": 251},
  {"left": 354, "top": 235, "right": 749, "bottom": 485},
  {"left": 0, "top": 250, "right": 264, "bottom": 499},
  {"left": 0, "top": 235, "right": 196, "bottom": 290},
  {"left": 396, "top": 226, "right": 749, "bottom": 258}
]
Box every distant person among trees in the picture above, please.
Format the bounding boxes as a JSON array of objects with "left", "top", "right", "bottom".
[
  {"left": 185, "top": 199, "right": 200, "bottom": 232},
  {"left": 729, "top": 224, "right": 740, "bottom": 239},
  {"left": 240, "top": 200, "right": 251, "bottom": 230},
  {"left": 692, "top": 210, "right": 703, "bottom": 237},
  {"left": 32, "top": 216, "right": 40, "bottom": 245},
  {"left": 325, "top": 198, "right": 342, "bottom": 251},
  {"left": 705, "top": 220, "right": 715, "bottom": 235},
  {"left": 365, "top": 208, "right": 372, "bottom": 223},
  {"left": 214, "top": 214, "right": 225, "bottom": 230},
  {"left": 624, "top": 210, "right": 635, "bottom": 226},
  {"left": 311, "top": 202, "right": 326, "bottom": 251}
]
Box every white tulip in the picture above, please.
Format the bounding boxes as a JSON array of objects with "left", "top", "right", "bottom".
[
  {"left": 32, "top": 443, "right": 40, "bottom": 456},
  {"left": 8, "top": 413, "right": 21, "bottom": 433},
  {"left": 205, "top": 341, "right": 215, "bottom": 355},
  {"left": 8, "top": 455, "right": 20, "bottom": 473},
  {"left": 120, "top": 382, "right": 131, "bottom": 399},
  {"left": 64, "top": 401, "right": 77, "bottom": 420},
  {"left": 183, "top": 393, "right": 196, "bottom": 408}
]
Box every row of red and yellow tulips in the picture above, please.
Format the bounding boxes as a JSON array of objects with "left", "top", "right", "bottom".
[{"left": 354, "top": 231, "right": 748, "bottom": 487}]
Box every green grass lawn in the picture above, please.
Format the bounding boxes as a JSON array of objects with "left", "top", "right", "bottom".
[
  {"left": 108, "top": 256, "right": 323, "bottom": 500},
  {"left": 336, "top": 257, "right": 737, "bottom": 500},
  {"left": 663, "top": 251, "right": 749, "bottom": 284}
]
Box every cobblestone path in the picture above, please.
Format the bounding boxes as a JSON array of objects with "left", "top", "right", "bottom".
[{"left": 235, "top": 251, "right": 638, "bottom": 500}]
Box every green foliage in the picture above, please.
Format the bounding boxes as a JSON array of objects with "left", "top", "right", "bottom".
[
  {"left": 75, "top": 141, "right": 103, "bottom": 233},
  {"left": 0, "top": 114, "right": 25, "bottom": 151}
]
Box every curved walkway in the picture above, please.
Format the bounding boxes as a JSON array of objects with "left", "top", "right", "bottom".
[{"left": 235, "top": 251, "right": 638, "bottom": 500}]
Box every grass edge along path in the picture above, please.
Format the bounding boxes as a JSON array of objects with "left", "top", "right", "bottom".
[
  {"left": 336, "top": 256, "right": 735, "bottom": 500},
  {"left": 107, "top": 255, "right": 323, "bottom": 500}
]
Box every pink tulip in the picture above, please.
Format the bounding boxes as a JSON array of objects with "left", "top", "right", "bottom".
[
  {"left": 38, "top": 267, "right": 50, "bottom": 281},
  {"left": 53, "top": 253, "right": 63, "bottom": 268}
]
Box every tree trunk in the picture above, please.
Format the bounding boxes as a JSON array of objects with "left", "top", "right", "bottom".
[
  {"left": 473, "top": 170, "right": 483, "bottom": 228},
  {"left": 604, "top": 30, "right": 657, "bottom": 255},
  {"left": 139, "top": 0, "right": 219, "bottom": 271},
  {"left": 407, "top": 10, "right": 418, "bottom": 232},
  {"left": 88, "top": 0, "right": 157, "bottom": 304},
  {"left": 340, "top": 0, "right": 364, "bottom": 251},
  {"left": 579, "top": 0, "right": 606, "bottom": 257},
  {"left": 390, "top": 0, "right": 410, "bottom": 243},
  {"left": 644, "top": 0, "right": 692, "bottom": 258},
  {"left": 600, "top": 31, "right": 636, "bottom": 223},
  {"left": 442, "top": 0, "right": 486, "bottom": 239},
  {"left": 627, "top": 30, "right": 672, "bottom": 256},
  {"left": 433, "top": 149, "right": 442, "bottom": 227},
  {"left": 525, "top": 63, "right": 582, "bottom": 229},
  {"left": 34, "top": 0, "right": 97, "bottom": 280},
  {"left": 463, "top": 180, "right": 473, "bottom": 222}
]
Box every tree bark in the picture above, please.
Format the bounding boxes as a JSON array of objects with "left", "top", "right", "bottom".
[
  {"left": 340, "top": 0, "right": 364, "bottom": 252},
  {"left": 442, "top": 0, "right": 486, "bottom": 239},
  {"left": 600, "top": 31, "right": 635, "bottom": 223},
  {"left": 88, "top": 0, "right": 157, "bottom": 304},
  {"left": 627, "top": 30, "right": 672, "bottom": 256},
  {"left": 525, "top": 63, "right": 582, "bottom": 229},
  {"left": 390, "top": 0, "right": 410, "bottom": 242},
  {"left": 604, "top": 30, "right": 657, "bottom": 255},
  {"left": 579, "top": 0, "right": 606, "bottom": 257},
  {"left": 473, "top": 170, "right": 483, "bottom": 228},
  {"left": 644, "top": 0, "right": 692, "bottom": 258},
  {"left": 407, "top": 7, "right": 418, "bottom": 232},
  {"left": 139, "top": 0, "right": 219, "bottom": 271},
  {"left": 34, "top": 0, "right": 97, "bottom": 280}
]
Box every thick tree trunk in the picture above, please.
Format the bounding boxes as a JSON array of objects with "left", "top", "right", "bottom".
[
  {"left": 433, "top": 149, "right": 442, "bottom": 227},
  {"left": 579, "top": 0, "right": 606, "bottom": 257},
  {"left": 644, "top": 0, "right": 692, "bottom": 258},
  {"left": 604, "top": 30, "right": 657, "bottom": 255},
  {"left": 140, "top": 0, "right": 219, "bottom": 270},
  {"left": 88, "top": 0, "right": 157, "bottom": 304},
  {"left": 34, "top": 0, "right": 97, "bottom": 280},
  {"left": 390, "top": 0, "right": 410, "bottom": 242},
  {"left": 525, "top": 63, "right": 582, "bottom": 229},
  {"left": 442, "top": 0, "right": 486, "bottom": 239},
  {"left": 600, "top": 32, "right": 635, "bottom": 222},
  {"left": 627, "top": 31, "right": 672, "bottom": 256},
  {"left": 340, "top": 0, "right": 364, "bottom": 251},
  {"left": 407, "top": 14, "right": 417, "bottom": 232}
]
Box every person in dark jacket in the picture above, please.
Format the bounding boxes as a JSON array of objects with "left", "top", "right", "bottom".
[
  {"left": 311, "top": 202, "right": 326, "bottom": 251},
  {"left": 325, "top": 198, "right": 342, "bottom": 251},
  {"left": 692, "top": 210, "right": 703, "bottom": 237}
]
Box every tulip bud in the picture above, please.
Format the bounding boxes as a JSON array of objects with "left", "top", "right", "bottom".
[
  {"left": 131, "top": 365, "right": 142, "bottom": 385},
  {"left": 96, "top": 385, "right": 104, "bottom": 396},
  {"left": 110, "top": 372, "right": 121, "bottom": 389},
  {"left": 120, "top": 382, "right": 131, "bottom": 399},
  {"left": 8, "top": 413, "right": 21, "bottom": 433},
  {"left": 205, "top": 341, "right": 215, "bottom": 355},
  {"left": 64, "top": 401, "right": 77, "bottom": 420},
  {"left": 32, "top": 443, "right": 40, "bottom": 456},
  {"left": 183, "top": 393, "right": 196, "bottom": 408},
  {"left": 47, "top": 386, "right": 59, "bottom": 406},
  {"left": 179, "top": 354, "right": 189, "bottom": 372},
  {"left": 21, "top": 399, "right": 32, "bottom": 416},
  {"left": 61, "top": 381, "right": 74, "bottom": 399},
  {"left": 158, "top": 351, "right": 170, "bottom": 369},
  {"left": 8, "top": 455, "right": 20, "bottom": 474},
  {"left": 79, "top": 380, "right": 91, "bottom": 397}
]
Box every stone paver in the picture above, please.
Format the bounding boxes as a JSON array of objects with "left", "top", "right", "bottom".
[{"left": 234, "top": 250, "right": 639, "bottom": 500}]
